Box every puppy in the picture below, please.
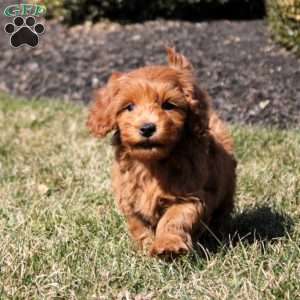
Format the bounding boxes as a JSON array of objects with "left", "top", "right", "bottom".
[{"left": 87, "top": 48, "right": 237, "bottom": 256}]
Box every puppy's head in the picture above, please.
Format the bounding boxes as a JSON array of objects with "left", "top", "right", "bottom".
[{"left": 87, "top": 48, "right": 210, "bottom": 161}]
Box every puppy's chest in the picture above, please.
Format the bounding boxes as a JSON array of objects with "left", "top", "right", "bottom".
[
  {"left": 113, "top": 163, "right": 163, "bottom": 223},
  {"left": 112, "top": 160, "right": 204, "bottom": 225}
]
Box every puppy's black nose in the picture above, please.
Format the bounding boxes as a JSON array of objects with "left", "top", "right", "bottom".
[{"left": 139, "top": 123, "right": 156, "bottom": 137}]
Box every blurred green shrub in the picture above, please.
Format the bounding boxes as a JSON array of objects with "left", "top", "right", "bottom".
[
  {"left": 41, "top": 0, "right": 265, "bottom": 24},
  {"left": 267, "top": 0, "right": 300, "bottom": 54},
  {"left": 38, "top": 0, "right": 64, "bottom": 18}
]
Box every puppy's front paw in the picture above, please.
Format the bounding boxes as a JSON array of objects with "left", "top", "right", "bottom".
[{"left": 150, "top": 234, "right": 190, "bottom": 257}]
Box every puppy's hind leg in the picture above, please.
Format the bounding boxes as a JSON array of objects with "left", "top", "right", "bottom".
[
  {"left": 210, "top": 192, "right": 234, "bottom": 235},
  {"left": 127, "top": 215, "right": 154, "bottom": 252}
]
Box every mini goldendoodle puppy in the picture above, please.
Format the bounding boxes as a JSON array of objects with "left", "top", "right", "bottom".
[{"left": 87, "top": 48, "right": 237, "bottom": 256}]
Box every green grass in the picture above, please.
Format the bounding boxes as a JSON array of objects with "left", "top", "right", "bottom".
[{"left": 0, "top": 92, "right": 299, "bottom": 299}]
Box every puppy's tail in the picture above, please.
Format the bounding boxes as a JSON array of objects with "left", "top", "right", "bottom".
[{"left": 166, "top": 47, "right": 193, "bottom": 72}]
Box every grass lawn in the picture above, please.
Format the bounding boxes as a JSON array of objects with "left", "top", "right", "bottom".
[{"left": 0, "top": 92, "right": 299, "bottom": 300}]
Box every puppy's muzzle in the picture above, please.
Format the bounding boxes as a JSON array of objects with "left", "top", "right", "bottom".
[{"left": 139, "top": 123, "right": 156, "bottom": 138}]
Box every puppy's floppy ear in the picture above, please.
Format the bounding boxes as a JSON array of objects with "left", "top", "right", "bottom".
[
  {"left": 166, "top": 47, "right": 210, "bottom": 137},
  {"left": 186, "top": 85, "right": 211, "bottom": 137},
  {"left": 87, "top": 72, "right": 122, "bottom": 138}
]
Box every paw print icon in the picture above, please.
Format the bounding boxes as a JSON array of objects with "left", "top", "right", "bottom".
[{"left": 4, "top": 16, "right": 45, "bottom": 48}]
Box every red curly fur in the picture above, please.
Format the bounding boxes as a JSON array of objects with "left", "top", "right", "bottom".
[{"left": 87, "top": 48, "right": 237, "bottom": 256}]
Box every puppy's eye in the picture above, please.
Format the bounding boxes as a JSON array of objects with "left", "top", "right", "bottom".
[
  {"left": 162, "top": 101, "right": 176, "bottom": 110},
  {"left": 125, "top": 103, "right": 135, "bottom": 112}
]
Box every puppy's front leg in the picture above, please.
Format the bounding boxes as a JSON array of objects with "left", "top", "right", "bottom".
[
  {"left": 127, "top": 215, "right": 154, "bottom": 251},
  {"left": 150, "top": 202, "right": 204, "bottom": 256}
]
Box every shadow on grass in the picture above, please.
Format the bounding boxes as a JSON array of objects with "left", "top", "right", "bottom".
[{"left": 196, "top": 205, "right": 294, "bottom": 256}]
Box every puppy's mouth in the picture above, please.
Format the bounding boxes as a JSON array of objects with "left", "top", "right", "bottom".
[
  {"left": 134, "top": 140, "right": 163, "bottom": 150},
  {"left": 128, "top": 139, "right": 171, "bottom": 160}
]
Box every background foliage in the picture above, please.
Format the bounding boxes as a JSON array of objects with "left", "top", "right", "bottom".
[
  {"left": 267, "top": 0, "right": 300, "bottom": 54},
  {"left": 39, "top": 0, "right": 300, "bottom": 54},
  {"left": 40, "top": 0, "right": 266, "bottom": 23}
]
